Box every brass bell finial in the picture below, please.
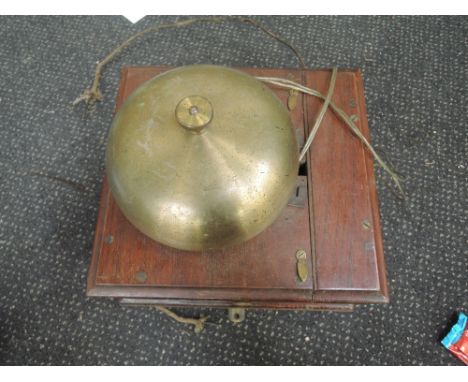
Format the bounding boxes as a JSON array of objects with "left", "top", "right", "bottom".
[{"left": 175, "top": 95, "right": 213, "bottom": 133}]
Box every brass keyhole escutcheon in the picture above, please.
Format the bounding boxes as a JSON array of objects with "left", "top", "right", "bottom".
[{"left": 295, "top": 249, "right": 308, "bottom": 282}]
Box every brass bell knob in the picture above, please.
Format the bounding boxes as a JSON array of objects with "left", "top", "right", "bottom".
[{"left": 175, "top": 95, "right": 213, "bottom": 133}]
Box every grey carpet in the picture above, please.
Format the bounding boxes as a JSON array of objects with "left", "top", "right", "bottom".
[{"left": 0, "top": 15, "right": 466, "bottom": 365}]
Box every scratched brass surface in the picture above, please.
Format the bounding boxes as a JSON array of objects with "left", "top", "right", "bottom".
[{"left": 106, "top": 65, "right": 299, "bottom": 251}]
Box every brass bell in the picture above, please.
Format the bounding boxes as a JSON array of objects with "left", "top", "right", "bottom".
[{"left": 106, "top": 65, "right": 299, "bottom": 251}]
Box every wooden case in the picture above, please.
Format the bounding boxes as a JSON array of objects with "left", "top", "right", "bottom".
[{"left": 87, "top": 66, "right": 389, "bottom": 312}]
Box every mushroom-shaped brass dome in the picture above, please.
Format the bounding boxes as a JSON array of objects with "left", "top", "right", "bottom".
[{"left": 106, "top": 65, "right": 299, "bottom": 251}]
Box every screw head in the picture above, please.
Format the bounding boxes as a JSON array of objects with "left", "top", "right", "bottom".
[
  {"left": 362, "top": 220, "right": 371, "bottom": 230},
  {"left": 135, "top": 271, "right": 147, "bottom": 283}
]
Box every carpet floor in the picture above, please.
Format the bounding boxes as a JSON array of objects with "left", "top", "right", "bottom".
[{"left": 0, "top": 15, "right": 466, "bottom": 365}]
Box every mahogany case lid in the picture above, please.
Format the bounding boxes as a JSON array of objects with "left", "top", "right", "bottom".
[{"left": 87, "top": 66, "right": 389, "bottom": 307}]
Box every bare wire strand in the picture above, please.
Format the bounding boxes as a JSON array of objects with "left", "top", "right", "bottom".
[
  {"left": 256, "top": 75, "right": 405, "bottom": 197},
  {"left": 298, "top": 67, "right": 337, "bottom": 161},
  {"left": 73, "top": 16, "right": 305, "bottom": 106}
]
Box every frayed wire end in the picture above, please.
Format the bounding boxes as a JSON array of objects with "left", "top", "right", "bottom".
[{"left": 72, "top": 87, "right": 102, "bottom": 106}]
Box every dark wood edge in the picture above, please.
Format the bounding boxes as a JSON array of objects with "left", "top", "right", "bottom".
[
  {"left": 354, "top": 70, "right": 390, "bottom": 303},
  {"left": 313, "top": 290, "right": 389, "bottom": 304},
  {"left": 120, "top": 66, "right": 362, "bottom": 73},
  {"left": 87, "top": 284, "right": 313, "bottom": 302},
  {"left": 86, "top": 67, "right": 129, "bottom": 296},
  {"left": 305, "top": 71, "right": 319, "bottom": 294},
  {"left": 119, "top": 298, "right": 354, "bottom": 312},
  {"left": 115, "top": 67, "right": 130, "bottom": 110},
  {"left": 86, "top": 176, "right": 110, "bottom": 295}
]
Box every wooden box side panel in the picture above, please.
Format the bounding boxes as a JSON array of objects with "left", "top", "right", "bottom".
[{"left": 306, "top": 70, "right": 388, "bottom": 302}]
